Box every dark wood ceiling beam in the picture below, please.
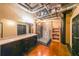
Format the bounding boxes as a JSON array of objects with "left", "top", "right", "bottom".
[
  {"left": 18, "top": 3, "right": 30, "bottom": 10},
  {"left": 25, "top": 3, "right": 33, "bottom": 9}
]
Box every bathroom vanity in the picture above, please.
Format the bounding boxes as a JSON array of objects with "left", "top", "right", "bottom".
[{"left": 0, "top": 34, "right": 37, "bottom": 56}]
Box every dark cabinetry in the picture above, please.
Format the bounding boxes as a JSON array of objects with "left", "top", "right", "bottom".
[
  {"left": 0, "top": 36, "right": 37, "bottom": 56},
  {"left": 1, "top": 40, "right": 24, "bottom": 56},
  {"left": 23, "top": 36, "right": 37, "bottom": 52}
]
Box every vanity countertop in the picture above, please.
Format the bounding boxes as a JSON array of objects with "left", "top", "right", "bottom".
[{"left": 0, "top": 34, "right": 37, "bottom": 45}]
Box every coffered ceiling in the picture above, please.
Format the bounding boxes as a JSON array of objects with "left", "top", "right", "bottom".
[{"left": 18, "top": 3, "right": 77, "bottom": 19}]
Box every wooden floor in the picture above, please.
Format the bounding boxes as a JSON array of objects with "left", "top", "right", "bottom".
[{"left": 24, "top": 40, "right": 71, "bottom": 56}]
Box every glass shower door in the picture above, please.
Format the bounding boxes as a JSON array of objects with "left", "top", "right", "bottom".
[{"left": 72, "top": 15, "right": 79, "bottom": 55}]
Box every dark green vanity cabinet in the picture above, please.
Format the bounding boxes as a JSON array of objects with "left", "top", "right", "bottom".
[
  {"left": 23, "top": 36, "right": 37, "bottom": 52},
  {"left": 1, "top": 40, "right": 24, "bottom": 56},
  {"left": 0, "top": 35, "right": 37, "bottom": 56}
]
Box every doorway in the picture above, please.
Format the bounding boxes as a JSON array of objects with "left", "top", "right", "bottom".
[
  {"left": 36, "top": 22, "right": 43, "bottom": 39},
  {"left": 72, "top": 14, "right": 79, "bottom": 55},
  {"left": 61, "top": 13, "right": 66, "bottom": 44},
  {"left": 51, "top": 18, "right": 61, "bottom": 42}
]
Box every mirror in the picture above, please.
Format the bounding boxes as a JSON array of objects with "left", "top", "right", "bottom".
[
  {"left": 17, "top": 24, "right": 26, "bottom": 35},
  {"left": 0, "top": 22, "right": 2, "bottom": 38}
]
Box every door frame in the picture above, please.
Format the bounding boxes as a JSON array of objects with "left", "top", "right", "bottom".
[{"left": 51, "top": 17, "right": 62, "bottom": 42}]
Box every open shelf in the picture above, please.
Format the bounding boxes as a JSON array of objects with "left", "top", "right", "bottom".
[{"left": 52, "top": 28, "right": 60, "bottom": 40}]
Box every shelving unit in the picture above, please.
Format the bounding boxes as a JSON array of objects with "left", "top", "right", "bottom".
[
  {"left": 51, "top": 19, "right": 61, "bottom": 42},
  {"left": 52, "top": 28, "right": 60, "bottom": 40}
]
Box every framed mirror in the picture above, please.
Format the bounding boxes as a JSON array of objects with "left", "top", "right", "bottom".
[
  {"left": 17, "top": 24, "right": 26, "bottom": 35},
  {"left": 0, "top": 22, "right": 3, "bottom": 38}
]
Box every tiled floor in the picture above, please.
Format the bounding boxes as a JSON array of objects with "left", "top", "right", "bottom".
[{"left": 24, "top": 40, "right": 71, "bottom": 56}]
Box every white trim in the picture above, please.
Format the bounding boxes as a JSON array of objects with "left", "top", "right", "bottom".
[
  {"left": 70, "top": 17, "right": 72, "bottom": 48},
  {"left": 70, "top": 6, "right": 79, "bottom": 48}
]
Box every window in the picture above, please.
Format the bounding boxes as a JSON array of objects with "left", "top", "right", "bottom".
[{"left": 17, "top": 24, "right": 26, "bottom": 35}]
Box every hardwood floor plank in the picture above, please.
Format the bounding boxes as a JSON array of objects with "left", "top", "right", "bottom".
[{"left": 24, "top": 40, "right": 71, "bottom": 56}]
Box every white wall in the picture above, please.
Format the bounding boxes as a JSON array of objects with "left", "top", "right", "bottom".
[
  {"left": 0, "top": 4, "right": 35, "bottom": 39},
  {"left": 0, "top": 4, "right": 34, "bottom": 24}
]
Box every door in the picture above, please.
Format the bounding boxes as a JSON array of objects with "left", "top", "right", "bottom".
[{"left": 72, "top": 15, "right": 79, "bottom": 55}]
